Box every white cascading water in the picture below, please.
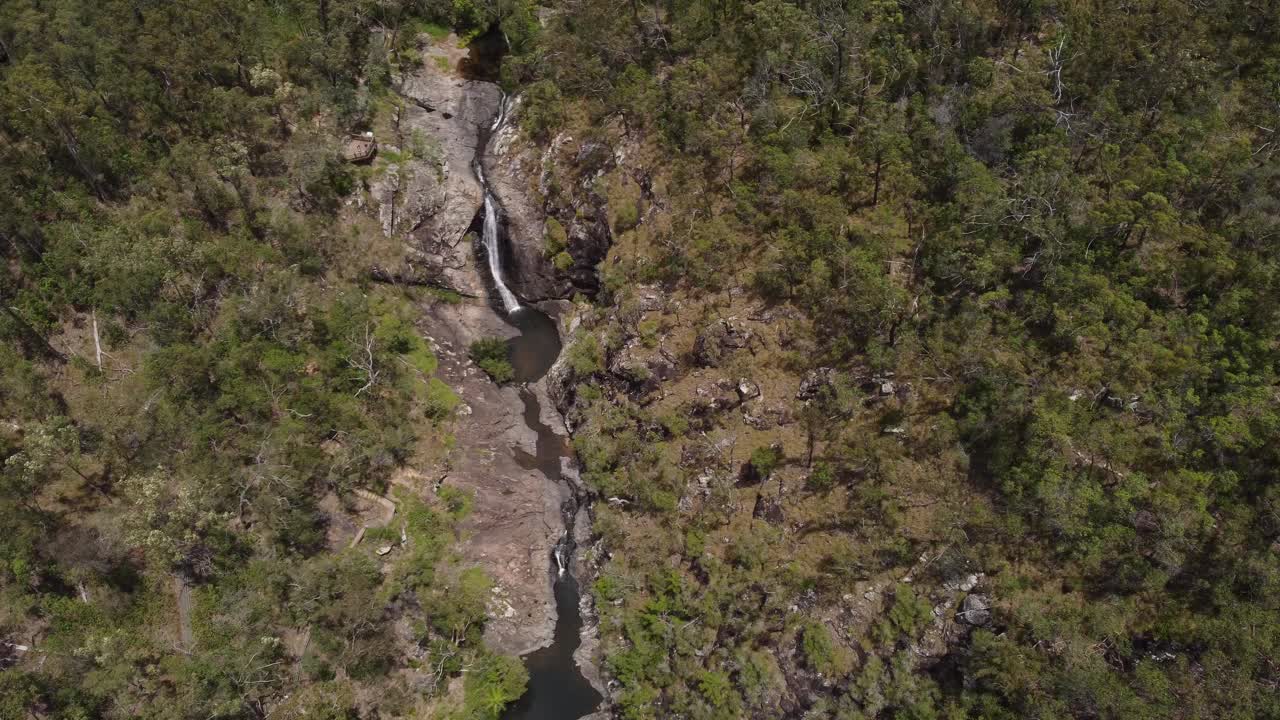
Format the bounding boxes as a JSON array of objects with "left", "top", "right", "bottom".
[
  {"left": 477, "top": 94, "right": 521, "bottom": 314},
  {"left": 490, "top": 93, "right": 509, "bottom": 132},
  {"left": 482, "top": 192, "right": 521, "bottom": 313},
  {"left": 553, "top": 536, "right": 567, "bottom": 576}
]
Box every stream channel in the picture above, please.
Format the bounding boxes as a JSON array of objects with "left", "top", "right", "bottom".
[
  {"left": 463, "top": 29, "right": 602, "bottom": 720},
  {"left": 501, "top": 310, "right": 601, "bottom": 720}
]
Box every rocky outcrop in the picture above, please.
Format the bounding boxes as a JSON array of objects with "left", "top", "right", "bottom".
[
  {"left": 693, "top": 318, "right": 754, "bottom": 367},
  {"left": 552, "top": 139, "right": 621, "bottom": 297},
  {"left": 958, "top": 593, "right": 992, "bottom": 626},
  {"left": 743, "top": 402, "right": 796, "bottom": 430},
  {"left": 372, "top": 46, "right": 619, "bottom": 305},
  {"left": 370, "top": 45, "right": 501, "bottom": 297},
  {"left": 736, "top": 378, "right": 761, "bottom": 402},
  {"left": 606, "top": 339, "right": 677, "bottom": 399},
  {"left": 797, "top": 367, "right": 836, "bottom": 401},
  {"left": 484, "top": 113, "right": 616, "bottom": 301}
]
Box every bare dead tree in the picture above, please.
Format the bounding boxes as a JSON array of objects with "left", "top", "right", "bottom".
[
  {"left": 1045, "top": 37, "right": 1078, "bottom": 105},
  {"left": 348, "top": 322, "right": 380, "bottom": 396},
  {"left": 91, "top": 310, "right": 103, "bottom": 370}
]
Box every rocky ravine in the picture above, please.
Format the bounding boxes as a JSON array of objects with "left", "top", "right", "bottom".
[
  {"left": 367, "top": 43, "right": 562, "bottom": 657},
  {"left": 363, "top": 37, "right": 642, "bottom": 708},
  {"left": 417, "top": 299, "right": 569, "bottom": 657}
]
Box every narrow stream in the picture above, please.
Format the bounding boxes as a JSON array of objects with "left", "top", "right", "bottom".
[
  {"left": 505, "top": 318, "right": 601, "bottom": 718},
  {"left": 500, "top": 311, "right": 602, "bottom": 720},
  {"left": 465, "top": 51, "right": 602, "bottom": 719}
]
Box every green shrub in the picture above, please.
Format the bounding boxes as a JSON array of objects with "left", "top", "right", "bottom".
[
  {"left": 806, "top": 461, "right": 836, "bottom": 492},
  {"left": 683, "top": 526, "right": 706, "bottom": 557},
  {"left": 617, "top": 684, "right": 660, "bottom": 720},
  {"left": 887, "top": 583, "right": 933, "bottom": 638},
  {"left": 966, "top": 56, "right": 995, "bottom": 87},
  {"left": 544, "top": 217, "right": 567, "bottom": 256},
  {"left": 698, "top": 670, "right": 736, "bottom": 711},
  {"left": 437, "top": 485, "right": 472, "bottom": 520},
  {"left": 638, "top": 319, "right": 661, "bottom": 348},
  {"left": 594, "top": 575, "right": 624, "bottom": 603},
  {"left": 613, "top": 197, "right": 640, "bottom": 231},
  {"left": 659, "top": 412, "right": 689, "bottom": 437},
  {"left": 749, "top": 445, "right": 782, "bottom": 480},
  {"left": 469, "top": 338, "right": 513, "bottom": 384},
  {"left": 461, "top": 652, "right": 528, "bottom": 719},
  {"left": 801, "top": 621, "right": 853, "bottom": 678},
  {"left": 416, "top": 21, "right": 451, "bottom": 41},
  {"left": 423, "top": 377, "right": 460, "bottom": 421},
  {"left": 521, "top": 80, "right": 564, "bottom": 140},
  {"left": 565, "top": 335, "right": 604, "bottom": 376}
]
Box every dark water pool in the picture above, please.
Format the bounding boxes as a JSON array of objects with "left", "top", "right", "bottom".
[
  {"left": 500, "top": 571, "right": 600, "bottom": 720},
  {"left": 459, "top": 25, "right": 507, "bottom": 82},
  {"left": 500, "top": 306, "right": 602, "bottom": 720},
  {"left": 506, "top": 307, "right": 561, "bottom": 384}
]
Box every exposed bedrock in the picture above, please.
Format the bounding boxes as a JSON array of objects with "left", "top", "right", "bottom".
[{"left": 371, "top": 57, "right": 500, "bottom": 297}]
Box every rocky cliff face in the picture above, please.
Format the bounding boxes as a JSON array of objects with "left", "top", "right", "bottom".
[
  {"left": 370, "top": 43, "right": 500, "bottom": 297},
  {"left": 369, "top": 35, "right": 619, "bottom": 306},
  {"left": 484, "top": 105, "right": 616, "bottom": 302},
  {"left": 481, "top": 97, "right": 565, "bottom": 302}
]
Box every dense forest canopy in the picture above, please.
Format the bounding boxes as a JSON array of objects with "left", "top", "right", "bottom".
[
  {"left": 2, "top": 0, "right": 1279, "bottom": 719},
  {"left": 0, "top": 1, "right": 535, "bottom": 718},
  {"left": 516, "top": 1, "right": 1280, "bottom": 718}
]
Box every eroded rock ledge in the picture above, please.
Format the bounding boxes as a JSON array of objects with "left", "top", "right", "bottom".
[{"left": 370, "top": 43, "right": 499, "bottom": 298}]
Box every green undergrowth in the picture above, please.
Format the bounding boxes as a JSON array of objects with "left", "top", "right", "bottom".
[{"left": 469, "top": 338, "right": 515, "bottom": 384}]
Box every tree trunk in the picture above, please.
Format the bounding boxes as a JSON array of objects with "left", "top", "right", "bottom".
[
  {"left": 91, "top": 311, "right": 105, "bottom": 370},
  {"left": 872, "top": 151, "right": 883, "bottom": 207}
]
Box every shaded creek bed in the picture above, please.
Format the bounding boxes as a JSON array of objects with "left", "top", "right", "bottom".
[
  {"left": 501, "top": 307, "right": 602, "bottom": 720},
  {"left": 459, "top": 24, "right": 602, "bottom": 713}
]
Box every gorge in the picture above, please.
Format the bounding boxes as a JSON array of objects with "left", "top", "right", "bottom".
[
  {"left": 437, "top": 33, "right": 603, "bottom": 720},
  {"left": 8, "top": 4, "right": 1272, "bottom": 719}
]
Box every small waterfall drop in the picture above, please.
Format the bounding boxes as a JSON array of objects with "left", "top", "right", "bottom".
[
  {"left": 482, "top": 193, "right": 521, "bottom": 313},
  {"left": 475, "top": 95, "right": 521, "bottom": 315},
  {"left": 490, "top": 93, "right": 509, "bottom": 132},
  {"left": 553, "top": 534, "right": 568, "bottom": 576}
]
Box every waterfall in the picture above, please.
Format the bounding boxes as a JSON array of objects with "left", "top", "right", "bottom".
[
  {"left": 553, "top": 534, "right": 568, "bottom": 576},
  {"left": 476, "top": 94, "right": 521, "bottom": 315},
  {"left": 482, "top": 192, "right": 521, "bottom": 313},
  {"left": 490, "top": 93, "right": 509, "bottom": 132}
]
